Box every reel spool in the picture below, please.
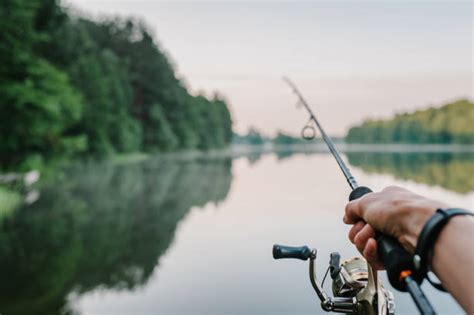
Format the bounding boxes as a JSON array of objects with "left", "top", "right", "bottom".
[{"left": 332, "top": 257, "right": 368, "bottom": 297}]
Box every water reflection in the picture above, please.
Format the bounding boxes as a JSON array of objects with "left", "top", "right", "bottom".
[
  {"left": 269, "top": 149, "right": 474, "bottom": 194},
  {"left": 0, "top": 157, "right": 232, "bottom": 314},
  {"left": 0, "top": 150, "right": 472, "bottom": 315},
  {"left": 345, "top": 152, "right": 474, "bottom": 193}
]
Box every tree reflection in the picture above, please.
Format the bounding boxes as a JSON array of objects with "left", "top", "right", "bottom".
[
  {"left": 346, "top": 152, "right": 474, "bottom": 193},
  {"left": 0, "top": 157, "right": 233, "bottom": 314}
]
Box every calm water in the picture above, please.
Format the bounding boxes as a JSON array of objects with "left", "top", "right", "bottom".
[{"left": 0, "top": 150, "right": 473, "bottom": 315}]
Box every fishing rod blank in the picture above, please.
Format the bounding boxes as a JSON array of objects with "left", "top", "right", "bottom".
[
  {"left": 283, "top": 77, "right": 358, "bottom": 190},
  {"left": 283, "top": 77, "right": 436, "bottom": 314}
]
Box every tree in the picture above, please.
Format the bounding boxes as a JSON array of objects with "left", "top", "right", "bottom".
[
  {"left": 0, "top": 0, "right": 234, "bottom": 169},
  {"left": 0, "top": 0, "right": 85, "bottom": 169},
  {"left": 346, "top": 100, "right": 474, "bottom": 144}
]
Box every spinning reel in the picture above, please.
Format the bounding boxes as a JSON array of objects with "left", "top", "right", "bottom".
[{"left": 273, "top": 244, "right": 395, "bottom": 315}]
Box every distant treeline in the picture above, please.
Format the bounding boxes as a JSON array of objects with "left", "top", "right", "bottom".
[
  {"left": 233, "top": 128, "right": 343, "bottom": 145},
  {"left": 0, "top": 0, "right": 232, "bottom": 170},
  {"left": 346, "top": 100, "right": 474, "bottom": 144},
  {"left": 233, "top": 128, "right": 270, "bottom": 145}
]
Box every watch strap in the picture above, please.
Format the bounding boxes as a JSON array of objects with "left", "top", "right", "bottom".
[{"left": 414, "top": 208, "right": 473, "bottom": 291}]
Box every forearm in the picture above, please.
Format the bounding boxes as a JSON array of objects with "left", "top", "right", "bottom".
[{"left": 431, "top": 216, "right": 474, "bottom": 314}]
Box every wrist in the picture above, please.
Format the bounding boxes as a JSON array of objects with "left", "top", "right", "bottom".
[
  {"left": 397, "top": 201, "right": 442, "bottom": 252},
  {"left": 431, "top": 216, "right": 464, "bottom": 272},
  {"left": 431, "top": 215, "right": 474, "bottom": 275},
  {"left": 415, "top": 209, "right": 474, "bottom": 291}
]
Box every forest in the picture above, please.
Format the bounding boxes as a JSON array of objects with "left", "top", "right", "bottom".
[
  {"left": 0, "top": 0, "right": 233, "bottom": 171},
  {"left": 346, "top": 99, "right": 474, "bottom": 144}
]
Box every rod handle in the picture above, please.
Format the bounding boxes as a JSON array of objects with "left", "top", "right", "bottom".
[
  {"left": 348, "top": 186, "right": 373, "bottom": 201},
  {"left": 272, "top": 244, "right": 312, "bottom": 261},
  {"left": 349, "top": 186, "right": 419, "bottom": 291},
  {"left": 375, "top": 234, "right": 418, "bottom": 291}
]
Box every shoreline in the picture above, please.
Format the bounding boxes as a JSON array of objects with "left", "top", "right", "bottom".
[
  {"left": 113, "top": 143, "right": 474, "bottom": 163},
  {"left": 228, "top": 143, "right": 474, "bottom": 155},
  {"left": 4, "top": 143, "right": 474, "bottom": 175}
]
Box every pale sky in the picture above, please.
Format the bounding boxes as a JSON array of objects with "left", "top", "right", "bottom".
[{"left": 65, "top": 0, "right": 473, "bottom": 136}]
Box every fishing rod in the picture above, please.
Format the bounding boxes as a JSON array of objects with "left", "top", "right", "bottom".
[
  {"left": 282, "top": 77, "right": 358, "bottom": 190},
  {"left": 272, "top": 77, "right": 436, "bottom": 315}
]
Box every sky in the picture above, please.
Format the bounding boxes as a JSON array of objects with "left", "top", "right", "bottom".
[{"left": 65, "top": 0, "right": 473, "bottom": 136}]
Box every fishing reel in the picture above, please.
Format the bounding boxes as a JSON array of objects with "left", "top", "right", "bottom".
[{"left": 273, "top": 244, "right": 395, "bottom": 315}]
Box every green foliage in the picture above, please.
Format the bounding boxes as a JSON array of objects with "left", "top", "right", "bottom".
[
  {"left": 148, "top": 104, "right": 179, "bottom": 151},
  {"left": 273, "top": 132, "right": 297, "bottom": 145},
  {"left": 346, "top": 100, "right": 474, "bottom": 144},
  {"left": 0, "top": 0, "right": 85, "bottom": 169},
  {"left": 191, "top": 94, "right": 233, "bottom": 150},
  {"left": 272, "top": 131, "right": 308, "bottom": 145},
  {"left": 0, "top": 57, "right": 85, "bottom": 166},
  {"left": 0, "top": 0, "right": 233, "bottom": 170},
  {"left": 233, "top": 128, "right": 267, "bottom": 145},
  {"left": 0, "top": 187, "right": 21, "bottom": 219}
]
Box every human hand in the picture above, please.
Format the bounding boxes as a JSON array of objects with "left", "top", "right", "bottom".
[{"left": 343, "top": 186, "right": 446, "bottom": 269}]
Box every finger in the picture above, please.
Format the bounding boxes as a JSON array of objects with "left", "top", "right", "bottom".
[
  {"left": 344, "top": 199, "right": 362, "bottom": 224},
  {"left": 363, "top": 238, "right": 384, "bottom": 270},
  {"left": 354, "top": 224, "right": 376, "bottom": 253},
  {"left": 348, "top": 221, "right": 366, "bottom": 244}
]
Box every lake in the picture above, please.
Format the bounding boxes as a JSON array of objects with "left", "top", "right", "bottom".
[{"left": 0, "top": 148, "right": 473, "bottom": 315}]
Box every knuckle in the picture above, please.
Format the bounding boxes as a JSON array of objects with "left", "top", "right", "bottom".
[
  {"left": 354, "top": 233, "right": 365, "bottom": 249},
  {"left": 382, "top": 185, "right": 402, "bottom": 194},
  {"left": 366, "top": 225, "right": 375, "bottom": 237},
  {"left": 363, "top": 247, "right": 373, "bottom": 260},
  {"left": 345, "top": 200, "right": 355, "bottom": 212},
  {"left": 345, "top": 201, "right": 357, "bottom": 217},
  {"left": 344, "top": 204, "right": 350, "bottom": 215},
  {"left": 359, "top": 192, "right": 376, "bottom": 208},
  {"left": 389, "top": 197, "right": 401, "bottom": 208}
]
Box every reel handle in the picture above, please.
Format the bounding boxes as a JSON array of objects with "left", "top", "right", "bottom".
[
  {"left": 349, "top": 186, "right": 418, "bottom": 291},
  {"left": 273, "top": 244, "right": 313, "bottom": 261}
]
